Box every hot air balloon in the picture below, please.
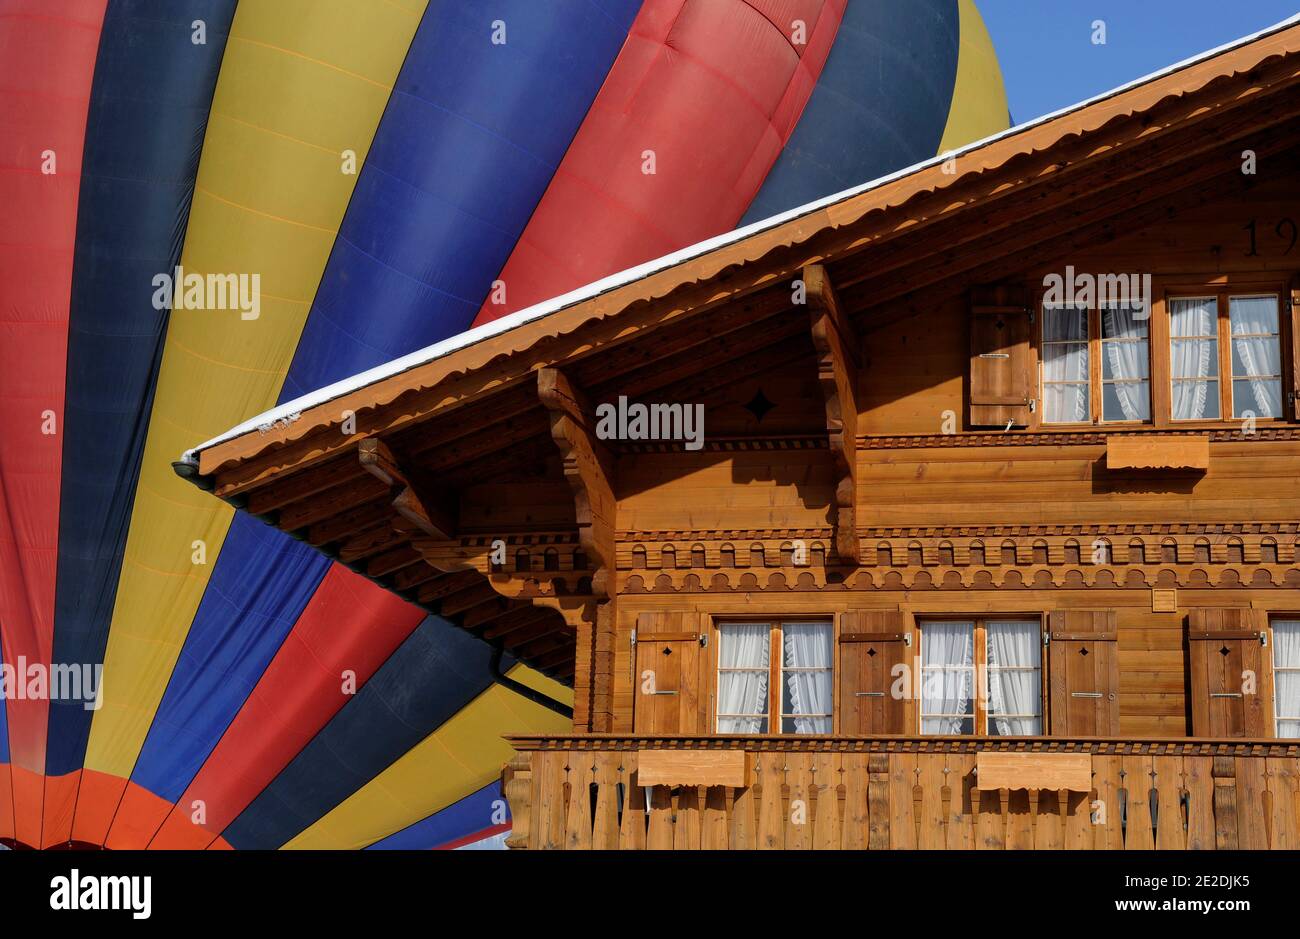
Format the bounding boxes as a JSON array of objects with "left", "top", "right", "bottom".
[{"left": 0, "top": 0, "right": 1007, "bottom": 850}]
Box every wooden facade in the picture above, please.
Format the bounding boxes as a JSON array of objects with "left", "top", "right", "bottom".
[{"left": 182, "top": 23, "right": 1300, "bottom": 849}]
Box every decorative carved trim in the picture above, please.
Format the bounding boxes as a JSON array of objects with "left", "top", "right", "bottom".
[
  {"left": 863, "top": 428, "right": 1300, "bottom": 448},
  {"left": 623, "top": 523, "right": 1300, "bottom": 541},
  {"left": 855, "top": 523, "right": 1300, "bottom": 537},
  {"left": 622, "top": 528, "right": 832, "bottom": 542},
  {"left": 620, "top": 565, "right": 1300, "bottom": 593},
  {"left": 413, "top": 525, "right": 1300, "bottom": 600},
  {"left": 539, "top": 367, "right": 615, "bottom": 599},
  {"left": 505, "top": 734, "right": 1300, "bottom": 757}
]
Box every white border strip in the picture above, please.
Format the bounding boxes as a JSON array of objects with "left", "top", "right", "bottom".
[{"left": 183, "top": 12, "right": 1300, "bottom": 463}]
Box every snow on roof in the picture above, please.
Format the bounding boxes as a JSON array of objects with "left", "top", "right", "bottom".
[{"left": 183, "top": 12, "right": 1300, "bottom": 464}]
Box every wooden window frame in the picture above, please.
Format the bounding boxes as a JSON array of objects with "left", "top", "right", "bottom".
[
  {"left": 1267, "top": 613, "right": 1300, "bottom": 739},
  {"left": 914, "top": 614, "right": 1048, "bottom": 736},
  {"left": 1162, "top": 280, "right": 1291, "bottom": 426},
  {"left": 1032, "top": 272, "right": 1295, "bottom": 429},
  {"left": 1037, "top": 301, "right": 1153, "bottom": 428},
  {"left": 711, "top": 615, "right": 836, "bottom": 735}
]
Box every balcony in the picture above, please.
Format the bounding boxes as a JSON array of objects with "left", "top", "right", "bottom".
[{"left": 502, "top": 735, "right": 1300, "bottom": 850}]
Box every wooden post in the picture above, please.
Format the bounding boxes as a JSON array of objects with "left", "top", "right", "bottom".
[
  {"left": 805, "top": 264, "right": 861, "bottom": 565},
  {"left": 1212, "top": 756, "right": 1239, "bottom": 850},
  {"left": 867, "top": 754, "right": 891, "bottom": 850}
]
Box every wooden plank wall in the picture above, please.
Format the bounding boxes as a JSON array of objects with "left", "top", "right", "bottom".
[
  {"left": 513, "top": 748, "right": 1300, "bottom": 850},
  {"left": 859, "top": 441, "right": 1300, "bottom": 527}
]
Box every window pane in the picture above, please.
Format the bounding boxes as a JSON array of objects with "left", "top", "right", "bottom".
[
  {"left": 781, "top": 623, "right": 833, "bottom": 734},
  {"left": 1170, "top": 297, "right": 1216, "bottom": 337},
  {"left": 922, "top": 716, "right": 974, "bottom": 735},
  {"left": 1102, "top": 348, "right": 1151, "bottom": 380},
  {"left": 1103, "top": 381, "right": 1150, "bottom": 421},
  {"left": 1231, "top": 337, "right": 1281, "bottom": 378},
  {"left": 1233, "top": 379, "right": 1282, "bottom": 419},
  {"left": 718, "top": 715, "right": 768, "bottom": 734},
  {"left": 1170, "top": 338, "right": 1218, "bottom": 379},
  {"left": 1101, "top": 306, "right": 1149, "bottom": 339},
  {"left": 1043, "top": 341, "right": 1089, "bottom": 381},
  {"left": 782, "top": 623, "right": 832, "bottom": 667},
  {"left": 1231, "top": 295, "right": 1280, "bottom": 335},
  {"left": 1044, "top": 383, "right": 1089, "bottom": 424},
  {"left": 986, "top": 621, "right": 1042, "bottom": 736},
  {"left": 1172, "top": 380, "right": 1219, "bottom": 420},
  {"left": 717, "top": 624, "right": 770, "bottom": 733},
  {"left": 1043, "top": 305, "right": 1087, "bottom": 341},
  {"left": 1273, "top": 621, "right": 1300, "bottom": 737},
  {"left": 924, "top": 622, "right": 974, "bottom": 667}
]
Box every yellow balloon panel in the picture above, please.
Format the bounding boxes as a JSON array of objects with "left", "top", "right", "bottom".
[
  {"left": 284, "top": 667, "right": 573, "bottom": 850},
  {"left": 84, "top": 0, "right": 428, "bottom": 780},
  {"left": 938, "top": 0, "right": 1011, "bottom": 155}
]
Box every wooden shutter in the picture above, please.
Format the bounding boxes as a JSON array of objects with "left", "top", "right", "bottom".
[
  {"left": 1187, "top": 608, "right": 1267, "bottom": 737},
  {"left": 970, "top": 285, "right": 1033, "bottom": 428},
  {"left": 838, "top": 611, "right": 908, "bottom": 734},
  {"left": 633, "top": 612, "right": 702, "bottom": 734},
  {"left": 1048, "top": 611, "right": 1119, "bottom": 735}
]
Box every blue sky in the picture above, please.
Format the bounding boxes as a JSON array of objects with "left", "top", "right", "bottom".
[{"left": 978, "top": 1, "right": 1300, "bottom": 122}]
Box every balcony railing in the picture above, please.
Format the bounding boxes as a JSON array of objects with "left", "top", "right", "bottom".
[{"left": 502, "top": 735, "right": 1300, "bottom": 850}]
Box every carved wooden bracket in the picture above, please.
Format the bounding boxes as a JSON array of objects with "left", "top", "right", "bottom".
[
  {"left": 538, "top": 368, "right": 618, "bottom": 731},
  {"left": 805, "top": 264, "right": 861, "bottom": 564},
  {"left": 538, "top": 367, "right": 616, "bottom": 598},
  {"left": 358, "top": 437, "right": 457, "bottom": 540},
  {"left": 502, "top": 753, "right": 532, "bottom": 849}
]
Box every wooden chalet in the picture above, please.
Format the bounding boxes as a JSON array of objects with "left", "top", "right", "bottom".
[{"left": 181, "top": 20, "right": 1300, "bottom": 850}]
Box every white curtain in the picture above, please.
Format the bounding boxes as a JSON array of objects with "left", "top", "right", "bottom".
[
  {"left": 986, "top": 621, "right": 1042, "bottom": 735},
  {"left": 1230, "top": 296, "right": 1282, "bottom": 417},
  {"left": 1273, "top": 620, "right": 1300, "bottom": 739},
  {"left": 1103, "top": 307, "right": 1149, "bottom": 420},
  {"left": 783, "top": 623, "right": 833, "bottom": 734},
  {"left": 921, "top": 622, "right": 973, "bottom": 734},
  {"left": 717, "top": 624, "right": 769, "bottom": 733},
  {"left": 1042, "top": 306, "right": 1089, "bottom": 423},
  {"left": 1170, "top": 297, "right": 1217, "bottom": 419}
]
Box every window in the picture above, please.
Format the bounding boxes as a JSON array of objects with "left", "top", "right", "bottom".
[
  {"left": 1273, "top": 619, "right": 1300, "bottom": 739},
  {"left": 918, "top": 618, "right": 1043, "bottom": 735},
  {"left": 1167, "top": 292, "right": 1284, "bottom": 421},
  {"left": 716, "top": 620, "right": 832, "bottom": 734},
  {"left": 1041, "top": 303, "right": 1151, "bottom": 423}
]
